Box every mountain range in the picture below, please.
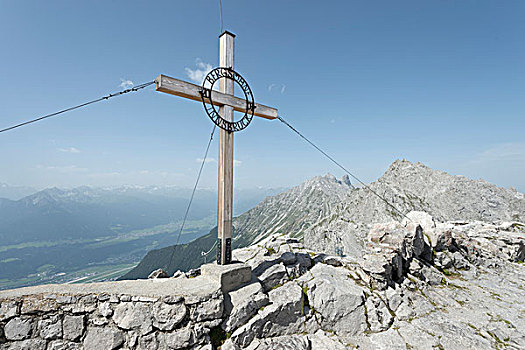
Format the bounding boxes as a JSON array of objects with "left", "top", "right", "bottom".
[{"left": 121, "top": 159, "right": 525, "bottom": 280}]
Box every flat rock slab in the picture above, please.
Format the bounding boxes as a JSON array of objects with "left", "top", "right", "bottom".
[
  {"left": 201, "top": 262, "right": 251, "bottom": 292},
  {"left": 0, "top": 276, "right": 220, "bottom": 300}
]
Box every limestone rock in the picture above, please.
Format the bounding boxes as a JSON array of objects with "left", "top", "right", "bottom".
[
  {"left": 244, "top": 334, "right": 310, "bottom": 350},
  {"left": 97, "top": 302, "right": 113, "bottom": 317},
  {"left": 148, "top": 268, "right": 168, "bottom": 279},
  {"left": 191, "top": 295, "right": 223, "bottom": 322},
  {"left": 365, "top": 295, "right": 393, "bottom": 332},
  {"left": 434, "top": 251, "right": 453, "bottom": 269},
  {"left": 4, "top": 317, "right": 32, "bottom": 340},
  {"left": 279, "top": 251, "right": 296, "bottom": 265},
  {"left": 307, "top": 330, "right": 348, "bottom": 350},
  {"left": 223, "top": 281, "right": 269, "bottom": 332},
  {"left": 301, "top": 263, "right": 367, "bottom": 335},
  {"left": 172, "top": 270, "right": 185, "bottom": 278},
  {"left": 47, "top": 340, "right": 83, "bottom": 350},
  {"left": 230, "top": 282, "right": 305, "bottom": 347},
  {"left": 0, "top": 300, "right": 18, "bottom": 321},
  {"left": 38, "top": 316, "right": 62, "bottom": 340},
  {"left": 152, "top": 302, "right": 186, "bottom": 330},
  {"left": 2, "top": 339, "right": 47, "bottom": 350},
  {"left": 112, "top": 302, "right": 152, "bottom": 334},
  {"left": 165, "top": 325, "right": 193, "bottom": 349},
  {"left": 62, "top": 315, "right": 84, "bottom": 341},
  {"left": 83, "top": 327, "right": 124, "bottom": 350},
  {"left": 138, "top": 332, "right": 158, "bottom": 350},
  {"left": 258, "top": 263, "right": 288, "bottom": 292},
  {"left": 185, "top": 268, "right": 201, "bottom": 278}
]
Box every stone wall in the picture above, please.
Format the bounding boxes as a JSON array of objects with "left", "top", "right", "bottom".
[{"left": 0, "top": 277, "right": 226, "bottom": 350}]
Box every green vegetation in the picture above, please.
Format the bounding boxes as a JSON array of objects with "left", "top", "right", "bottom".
[
  {"left": 209, "top": 326, "right": 227, "bottom": 347},
  {"left": 266, "top": 247, "right": 276, "bottom": 255},
  {"left": 271, "top": 283, "right": 284, "bottom": 290},
  {"left": 486, "top": 330, "right": 504, "bottom": 345}
]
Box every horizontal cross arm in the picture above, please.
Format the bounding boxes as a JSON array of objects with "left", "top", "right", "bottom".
[{"left": 155, "top": 74, "right": 278, "bottom": 120}]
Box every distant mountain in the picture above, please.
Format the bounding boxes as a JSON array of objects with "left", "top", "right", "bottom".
[
  {"left": 305, "top": 159, "right": 525, "bottom": 256},
  {"left": 0, "top": 183, "right": 36, "bottom": 200},
  {"left": 121, "top": 174, "right": 352, "bottom": 279},
  {"left": 122, "top": 160, "right": 525, "bottom": 280}
]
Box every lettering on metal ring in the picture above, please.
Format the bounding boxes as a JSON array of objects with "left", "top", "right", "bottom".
[{"left": 200, "top": 67, "right": 255, "bottom": 132}]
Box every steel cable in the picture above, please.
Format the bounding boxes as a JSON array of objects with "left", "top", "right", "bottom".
[
  {"left": 277, "top": 115, "right": 412, "bottom": 222},
  {"left": 0, "top": 81, "right": 155, "bottom": 134},
  {"left": 165, "top": 125, "right": 217, "bottom": 272}
]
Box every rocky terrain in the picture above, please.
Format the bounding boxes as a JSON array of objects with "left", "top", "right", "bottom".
[
  {"left": 220, "top": 212, "right": 524, "bottom": 349},
  {"left": 2, "top": 211, "right": 523, "bottom": 349},
  {"left": 305, "top": 159, "right": 525, "bottom": 258}
]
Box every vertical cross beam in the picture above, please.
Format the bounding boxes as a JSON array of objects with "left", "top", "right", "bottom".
[{"left": 217, "top": 31, "right": 235, "bottom": 264}]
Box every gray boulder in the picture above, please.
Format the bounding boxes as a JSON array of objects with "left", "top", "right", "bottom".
[
  {"left": 223, "top": 281, "right": 269, "bottom": 332},
  {"left": 300, "top": 263, "right": 367, "bottom": 336},
  {"left": 62, "top": 315, "right": 84, "bottom": 341},
  {"left": 38, "top": 316, "right": 62, "bottom": 340},
  {"left": 230, "top": 282, "right": 305, "bottom": 347},
  {"left": 112, "top": 302, "right": 152, "bottom": 334},
  {"left": 83, "top": 327, "right": 124, "bottom": 350},
  {"left": 152, "top": 302, "right": 186, "bottom": 331},
  {"left": 148, "top": 268, "right": 168, "bottom": 279},
  {"left": 4, "top": 317, "right": 33, "bottom": 340},
  {"left": 258, "top": 263, "right": 288, "bottom": 292}
]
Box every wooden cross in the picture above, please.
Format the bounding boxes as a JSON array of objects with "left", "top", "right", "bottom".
[{"left": 155, "top": 31, "right": 278, "bottom": 265}]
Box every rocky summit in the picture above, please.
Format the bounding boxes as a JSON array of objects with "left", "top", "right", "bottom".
[
  {"left": 1, "top": 211, "right": 523, "bottom": 349},
  {"left": 305, "top": 159, "right": 525, "bottom": 258}
]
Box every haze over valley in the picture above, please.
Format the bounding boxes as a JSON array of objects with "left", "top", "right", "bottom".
[{"left": 0, "top": 185, "right": 282, "bottom": 290}]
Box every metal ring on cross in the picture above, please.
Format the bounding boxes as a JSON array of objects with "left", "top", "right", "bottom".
[{"left": 199, "top": 67, "right": 255, "bottom": 132}]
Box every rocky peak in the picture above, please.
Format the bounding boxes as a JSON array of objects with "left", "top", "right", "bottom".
[{"left": 305, "top": 160, "right": 525, "bottom": 258}]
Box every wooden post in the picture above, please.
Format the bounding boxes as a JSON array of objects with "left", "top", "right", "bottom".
[{"left": 217, "top": 31, "right": 235, "bottom": 264}]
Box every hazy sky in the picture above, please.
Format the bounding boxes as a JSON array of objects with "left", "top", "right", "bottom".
[{"left": 0, "top": 1, "right": 523, "bottom": 191}]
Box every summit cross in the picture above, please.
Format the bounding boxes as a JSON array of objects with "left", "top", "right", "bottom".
[{"left": 155, "top": 31, "right": 278, "bottom": 265}]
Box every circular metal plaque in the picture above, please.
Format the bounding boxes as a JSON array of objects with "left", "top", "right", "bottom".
[{"left": 199, "top": 67, "right": 255, "bottom": 132}]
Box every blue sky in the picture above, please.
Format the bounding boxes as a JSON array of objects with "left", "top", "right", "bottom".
[{"left": 0, "top": 1, "right": 523, "bottom": 191}]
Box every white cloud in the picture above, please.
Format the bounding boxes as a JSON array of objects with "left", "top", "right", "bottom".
[
  {"left": 234, "top": 159, "right": 242, "bottom": 167},
  {"left": 120, "top": 79, "right": 134, "bottom": 89},
  {"left": 268, "top": 83, "right": 286, "bottom": 94},
  {"left": 58, "top": 147, "right": 81, "bottom": 154},
  {"left": 470, "top": 143, "right": 525, "bottom": 164},
  {"left": 185, "top": 58, "right": 213, "bottom": 84},
  {"left": 39, "top": 165, "right": 88, "bottom": 173},
  {"left": 196, "top": 157, "right": 217, "bottom": 164}
]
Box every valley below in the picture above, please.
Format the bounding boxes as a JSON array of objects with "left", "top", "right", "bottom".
[
  {"left": 0, "top": 218, "right": 213, "bottom": 290},
  {"left": 0, "top": 186, "right": 281, "bottom": 290}
]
